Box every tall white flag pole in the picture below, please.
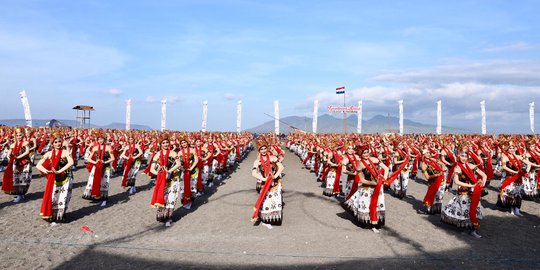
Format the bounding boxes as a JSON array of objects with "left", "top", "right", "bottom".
[
  {"left": 436, "top": 100, "right": 442, "bottom": 135},
  {"left": 19, "top": 90, "right": 33, "bottom": 128},
  {"left": 312, "top": 100, "right": 319, "bottom": 133},
  {"left": 202, "top": 100, "right": 208, "bottom": 132},
  {"left": 126, "top": 99, "right": 131, "bottom": 130},
  {"left": 274, "top": 100, "right": 280, "bottom": 135},
  {"left": 236, "top": 100, "right": 242, "bottom": 133},
  {"left": 398, "top": 100, "right": 404, "bottom": 135},
  {"left": 357, "top": 100, "right": 362, "bottom": 134},
  {"left": 530, "top": 102, "right": 535, "bottom": 133},
  {"left": 161, "top": 98, "right": 167, "bottom": 131},
  {"left": 481, "top": 100, "right": 486, "bottom": 135}
]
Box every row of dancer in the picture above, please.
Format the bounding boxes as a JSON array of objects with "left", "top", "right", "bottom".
[
  {"left": 0, "top": 127, "right": 253, "bottom": 226},
  {"left": 287, "top": 132, "right": 540, "bottom": 238}
]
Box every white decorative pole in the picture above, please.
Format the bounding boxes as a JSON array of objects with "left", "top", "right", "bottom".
[
  {"left": 274, "top": 100, "right": 280, "bottom": 135},
  {"left": 236, "top": 100, "right": 242, "bottom": 133},
  {"left": 202, "top": 100, "right": 208, "bottom": 132},
  {"left": 480, "top": 100, "right": 486, "bottom": 135},
  {"left": 126, "top": 99, "right": 131, "bottom": 130},
  {"left": 312, "top": 100, "right": 319, "bottom": 133},
  {"left": 436, "top": 100, "right": 442, "bottom": 135},
  {"left": 357, "top": 100, "right": 362, "bottom": 134},
  {"left": 398, "top": 99, "right": 404, "bottom": 135},
  {"left": 530, "top": 102, "right": 535, "bottom": 133},
  {"left": 19, "top": 90, "right": 32, "bottom": 128},
  {"left": 161, "top": 98, "right": 167, "bottom": 131}
]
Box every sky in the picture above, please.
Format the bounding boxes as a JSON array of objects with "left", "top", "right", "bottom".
[{"left": 1, "top": 0, "right": 540, "bottom": 133}]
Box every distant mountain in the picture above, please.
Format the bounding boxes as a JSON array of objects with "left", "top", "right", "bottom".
[
  {"left": 0, "top": 119, "right": 152, "bottom": 130},
  {"left": 246, "top": 114, "right": 470, "bottom": 134}
]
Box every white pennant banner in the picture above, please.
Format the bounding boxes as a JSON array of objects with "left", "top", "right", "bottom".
[
  {"left": 312, "top": 100, "right": 319, "bottom": 133},
  {"left": 398, "top": 100, "right": 404, "bottom": 135},
  {"left": 236, "top": 100, "right": 242, "bottom": 133},
  {"left": 126, "top": 99, "right": 131, "bottom": 130},
  {"left": 161, "top": 99, "right": 167, "bottom": 131},
  {"left": 530, "top": 102, "right": 535, "bottom": 133},
  {"left": 274, "top": 100, "right": 280, "bottom": 135},
  {"left": 19, "top": 90, "right": 32, "bottom": 128},
  {"left": 202, "top": 100, "right": 208, "bottom": 132},
  {"left": 357, "top": 100, "right": 362, "bottom": 134},
  {"left": 436, "top": 100, "right": 442, "bottom": 135},
  {"left": 480, "top": 100, "right": 486, "bottom": 135}
]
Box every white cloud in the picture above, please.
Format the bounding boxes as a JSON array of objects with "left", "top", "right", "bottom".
[
  {"left": 108, "top": 88, "right": 123, "bottom": 96},
  {"left": 0, "top": 29, "right": 126, "bottom": 85},
  {"left": 223, "top": 92, "right": 243, "bottom": 101},
  {"left": 146, "top": 95, "right": 183, "bottom": 104},
  {"left": 372, "top": 60, "right": 540, "bottom": 86},
  {"left": 481, "top": 42, "right": 534, "bottom": 53},
  {"left": 145, "top": 96, "right": 158, "bottom": 103}
]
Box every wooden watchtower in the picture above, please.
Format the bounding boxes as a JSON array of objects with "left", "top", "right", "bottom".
[{"left": 73, "top": 105, "right": 94, "bottom": 128}]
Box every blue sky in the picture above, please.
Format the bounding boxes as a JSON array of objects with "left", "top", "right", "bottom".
[{"left": 1, "top": 0, "right": 539, "bottom": 133}]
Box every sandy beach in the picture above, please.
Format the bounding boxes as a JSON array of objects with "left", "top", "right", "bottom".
[{"left": 1, "top": 149, "right": 540, "bottom": 270}]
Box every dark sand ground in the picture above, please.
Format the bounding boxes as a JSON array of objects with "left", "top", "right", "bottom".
[{"left": 1, "top": 148, "right": 540, "bottom": 270}]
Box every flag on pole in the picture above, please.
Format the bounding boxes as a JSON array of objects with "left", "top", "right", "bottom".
[
  {"left": 19, "top": 90, "right": 33, "bottom": 128},
  {"left": 274, "top": 100, "right": 280, "bottom": 135},
  {"left": 126, "top": 99, "right": 131, "bottom": 131},
  {"left": 398, "top": 100, "right": 404, "bottom": 135},
  {"left": 530, "top": 102, "right": 535, "bottom": 133},
  {"left": 436, "top": 100, "right": 442, "bottom": 135},
  {"left": 236, "top": 100, "right": 242, "bottom": 133},
  {"left": 161, "top": 99, "right": 167, "bottom": 131},
  {"left": 357, "top": 100, "right": 362, "bottom": 134},
  {"left": 312, "top": 100, "right": 319, "bottom": 133},
  {"left": 480, "top": 100, "right": 486, "bottom": 135},
  {"left": 202, "top": 100, "right": 208, "bottom": 132},
  {"left": 336, "top": 86, "right": 345, "bottom": 94}
]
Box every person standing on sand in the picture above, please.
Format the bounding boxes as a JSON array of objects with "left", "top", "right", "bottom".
[
  {"left": 420, "top": 149, "right": 447, "bottom": 215},
  {"left": 1, "top": 127, "right": 31, "bottom": 203},
  {"left": 82, "top": 131, "right": 115, "bottom": 207},
  {"left": 441, "top": 151, "right": 487, "bottom": 238},
  {"left": 120, "top": 134, "right": 143, "bottom": 195},
  {"left": 344, "top": 145, "right": 388, "bottom": 233},
  {"left": 150, "top": 133, "right": 181, "bottom": 227},
  {"left": 251, "top": 137, "right": 284, "bottom": 229},
  {"left": 36, "top": 132, "right": 74, "bottom": 223},
  {"left": 497, "top": 141, "right": 530, "bottom": 216}
]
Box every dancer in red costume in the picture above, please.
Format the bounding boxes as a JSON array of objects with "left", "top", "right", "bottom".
[
  {"left": 344, "top": 145, "right": 389, "bottom": 233},
  {"left": 82, "top": 131, "right": 115, "bottom": 207},
  {"left": 420, "top": 149, "right": 447, "bottom": 214},
  {"left": 442, "top": 151, "right": 487, "bottom": 238},
  {"left": 150, "top": 133, "right": 181, "bottom": 227},
  {"left": 36, "top": 132, "right": 74, "bottom": 223},
  {"left": 120, "top": 134, "right": 143, "bottom": 195},
  {"left": 251, "top": 137, "right": 284, "bottom": 228},
  {"left": 2, "top": 128, "right": 31, "bottom": 203}
]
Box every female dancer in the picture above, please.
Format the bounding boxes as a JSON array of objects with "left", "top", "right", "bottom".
[
  {"left": 1, "top": 128, "right": 31, "bottom": 202},
  {"left": 36, "top": 132, "right": 74, "bottom": 222},
  {"left": 385, "top": 141, "right": 410, "bottom": 199},
  {"left": 342, "top": 144, "right": 360, "bottom": 200},
  {"left": 251, "top": 138, "right": 284, "bottom": 228},
  {"left": 497, "top": 142, "right": 530, "bottom": 216},
  {"left": 179, "top": 138, "right": 198, "bottom": 209},
  {"left": 420, "top": 149, "right": 447, "bottom": 214},
  {"left": 120, "top": 135, "right": 143, "bottom": 195},
  {"left": 344, "top": 145, "right": 389, "bottom": 233},
  {"left": 441, "top": 151, "right": 487, "bottom": 238},
  {"left": 150, "top": 134, "right": 181, "bottom": 226},
  {"left": 83, "top": 131, "right": 115, "bottom": 207},
  {"left": 523, "top": 141, "right": 540, "bottom": 199}
]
